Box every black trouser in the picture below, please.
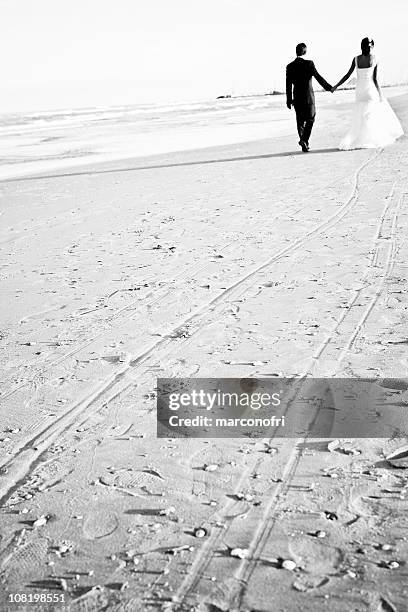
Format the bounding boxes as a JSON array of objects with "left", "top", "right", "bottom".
[{"left": 294, "top": 105, "right": 315, "bottom": 144}]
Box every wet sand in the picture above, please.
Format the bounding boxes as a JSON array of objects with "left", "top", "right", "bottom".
[{"left": 0, "top": 94, "right": 408, "bottom": 611}]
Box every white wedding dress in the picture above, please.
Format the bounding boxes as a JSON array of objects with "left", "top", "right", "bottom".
[{"left": 339, "top": 57, "right": 403, "bottom": 150}]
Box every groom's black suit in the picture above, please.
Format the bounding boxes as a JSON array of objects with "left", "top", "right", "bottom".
[{"left": 286, "top": 57, "right": 332, "bottom": 146}]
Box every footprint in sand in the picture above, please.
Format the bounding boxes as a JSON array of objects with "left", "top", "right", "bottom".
[
  {"left": 83, "top": 509, "right": 119, "bottom": 540},
  {"left": 2, "top": 537, "right": 48, "bottom": 580},
  {"left": 348, "top": 481, "right": 408, "bottom": 523},
  {"left": 112, "top": 470, "right": 162, "bottom": 489},
  {"left": 288, "top": 538, "right": 343, "bottom": 575}
]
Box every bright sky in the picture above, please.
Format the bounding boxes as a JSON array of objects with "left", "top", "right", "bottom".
[{"left": 1, "top": 0, "right": 407, "bottom": 112}]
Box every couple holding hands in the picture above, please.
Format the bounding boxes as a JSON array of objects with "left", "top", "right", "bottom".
[{"left": 286, "top": 38, "right": 403, "bottom": 152}]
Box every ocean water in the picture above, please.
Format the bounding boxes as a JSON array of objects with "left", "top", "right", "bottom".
[{"left": 0, "top": 87, "right": 406, "bottom": 181}]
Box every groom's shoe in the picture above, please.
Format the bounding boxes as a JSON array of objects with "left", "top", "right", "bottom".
[{"left": 299, "top": 139, "right": 309, "bottom": 152}]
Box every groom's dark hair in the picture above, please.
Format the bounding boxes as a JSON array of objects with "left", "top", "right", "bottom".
[{"left": 296, "top": 43, "right": 307, "bottom": 56}]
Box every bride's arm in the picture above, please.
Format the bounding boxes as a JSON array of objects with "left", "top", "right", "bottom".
[
  {"left": 333, "top": 58, "right": 356, "bottom": 91},
  {"left": 373, "top": 65, "right": 383, "bottom": 100}
]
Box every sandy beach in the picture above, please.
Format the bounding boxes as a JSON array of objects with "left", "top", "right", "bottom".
[{"left": 1, "top": 92, "right": 408, "bottom": 611}]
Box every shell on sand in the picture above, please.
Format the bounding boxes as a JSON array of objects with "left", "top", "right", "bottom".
[{"left": 385, "top": 445, "right": 408, "bottom": 468}]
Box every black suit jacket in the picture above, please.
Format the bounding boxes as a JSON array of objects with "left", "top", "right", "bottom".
[{"left": 286, "top": 57, "right": 331, "bottom": 116}]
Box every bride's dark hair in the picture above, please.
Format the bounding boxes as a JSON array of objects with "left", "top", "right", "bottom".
[{"left": 361, "top": 37, "right": 374, "bottom": 55}]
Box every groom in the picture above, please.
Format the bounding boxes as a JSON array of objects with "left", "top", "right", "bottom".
[{"left": 286, "top": 43, "right": 332, "bottom": 152}]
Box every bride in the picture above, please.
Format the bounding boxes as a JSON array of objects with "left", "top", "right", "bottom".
[{"left": 332, "top": 37, "right": 403, "bottom": 150}]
